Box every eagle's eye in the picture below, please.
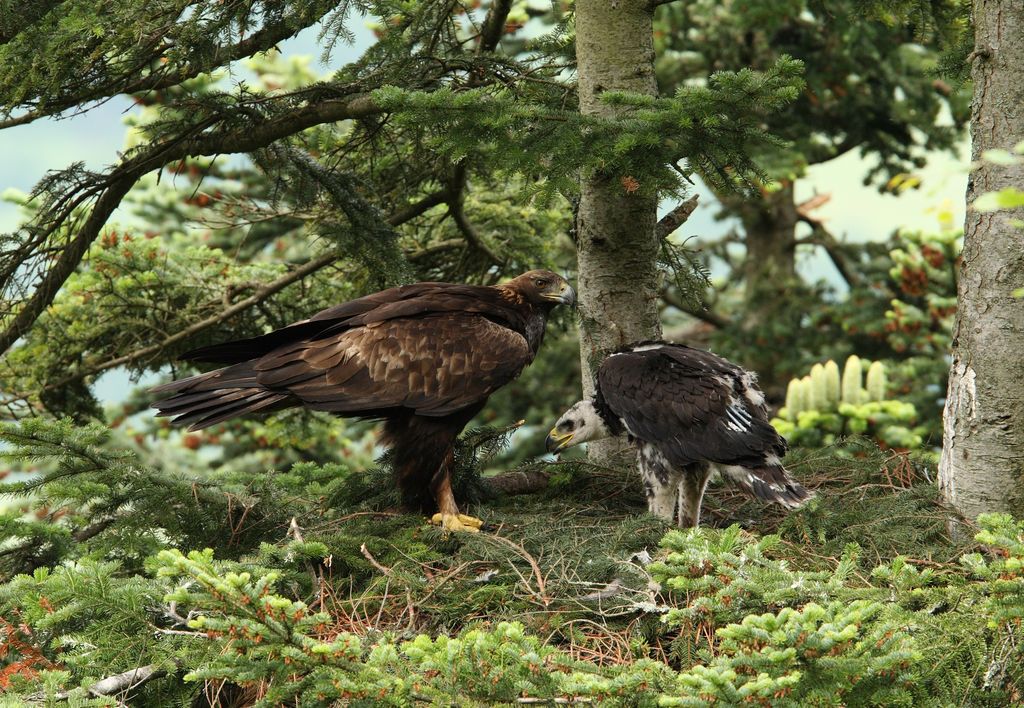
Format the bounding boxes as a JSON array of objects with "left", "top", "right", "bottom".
[
  {"left": 534, "top": 278, "right": 547, "bottom": 287},
  {"left": 559, "top": 420, "right": 575, "bottom": 432}
]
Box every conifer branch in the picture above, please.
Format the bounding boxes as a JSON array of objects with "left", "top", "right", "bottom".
[
  {"left": 264, "top": 142, "right": 412, "bottom": 282},
  {"left": 1, "top": 54, "right": 802, "bottom": 358},
  {"left": 165, "top": 93, "right": 382, "bottom": 160},
  {"left": 0, "top": 174, "right": 138, "bottom": 355},
  {"left": 0, "top": 19, "right": 323, "bottom": 130},
  {"left": 422, "top": 0, "right": 513, "bottom": 269},
  {"left": 0, "top": 252, "right": 337, "bottom": 411},
  {"left": 0, "top": 4, "right": 59, "bottom": 45},
  {"left": 0, "top": 92, "right": 382, "bottom": 357},
  {"left": 4, "top": 254, "right": 335, "bottom": 402}
]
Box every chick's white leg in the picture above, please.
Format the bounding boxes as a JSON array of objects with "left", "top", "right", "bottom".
[
  {"left": 638, "top": 444, "right": 682, "bottom": 522},
  {"left": 677, "top": 462, "right": 712, "bottom": 528}
]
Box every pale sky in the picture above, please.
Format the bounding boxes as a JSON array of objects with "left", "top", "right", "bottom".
[{"left": 0, "top": 20, "right": 376, "bottom": 231}]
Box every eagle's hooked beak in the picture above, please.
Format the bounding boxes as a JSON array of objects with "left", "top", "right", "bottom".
[
  {"left": 545, "top": 428, "right": 574, "bottom": 453},
  {"left": 544, "top": 283, "right": 576, "bottom": 307}
]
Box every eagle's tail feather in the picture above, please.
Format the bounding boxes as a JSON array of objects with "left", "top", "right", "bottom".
[
  {"left": 155, "top": 388, "right": 290, "bottom": 431},
  {"left": 184, "top": 392, "right": 289, "bottom": 431},
  {"left": 151, "top": 364, "right": 291, "bottom": 431},
  {"left": 720, "top": 463, "right": 813, "bottom": 509},
  {"left": 155, "top": 387, "right": 256, "bottom": 413}
]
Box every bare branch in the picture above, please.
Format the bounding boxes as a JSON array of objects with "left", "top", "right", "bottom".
[
  {"left": 30, "top": 663, "right": 174, "bottom": 702},
  {"left": 795, "top": 192, "right": 831, "bottom": 217},
  {"left": 662, "top": 287, "right": 732, "bottom": 329},
  {"left": 449, "top": 200, "right": 504, "bottom": 266},
  {"left": 84, "top": 665, "right": 168, "bottom": 699},
  {"left": 446, "top": 162, "right": 504, "bottom": 265},
  {"left": 798, "top": 224, "right": 859, "bottom": 288},
  {"left": 577, "top": 578, "right": 624, "bottom": 602},
  {"left": 287, "top": 516, "right": 305, "bottom": 543},
  {"left": 360, "top": 543, "right": 397, "bottom": 579},
  {"left": 479, "top": 533, "right": 549, "bottom": 606},
  {"left": 73, "top": 515, "right": 120, "bottom": 542},
  {"left": 656, "top": 194, "right": 699, "bottom": 240},
  {"left": 389, "top": 190, "right": 449, "bottom": 225},
  {"left": 478, "top": 0, "right": 514, "bottom": 53},
  {"left": 482, "top": 467, "right": 553, "bottom": 496},
  {"left": 795, "top": 193, "right": 859, "bottom": 287},
  {"left": 407, "top": 238, "right": 465, "bottom": 263}
]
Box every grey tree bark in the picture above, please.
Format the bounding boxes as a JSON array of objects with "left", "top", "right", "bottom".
[
  {"left": 939, "top": 0, "right": 1024, "bottom": 521},
  {"left": 729, "top": 180, "right": 801, "bottom": 393},
  {"left": 574, "top": 0, "right": 663, "bottom": 467}
]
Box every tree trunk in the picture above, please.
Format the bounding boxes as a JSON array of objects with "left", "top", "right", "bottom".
[
  {"left": 737, "top": 181, "right": 799, "bottom": 305},
  {"left": 939, "top": 0, "right": 1024, "bottom": 522},
  {"left": 734, "top": 180, "right": 800, "bottom": 393},
  {"left": 575, "top": 0, "right": 662, "bottom": 466}
]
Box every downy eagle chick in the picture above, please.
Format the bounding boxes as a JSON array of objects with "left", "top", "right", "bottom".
[{"left": 546, "top": 340, "right": 811, "bottom": 527}]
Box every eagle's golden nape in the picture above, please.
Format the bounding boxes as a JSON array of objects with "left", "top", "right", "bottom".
[
  {"left": 151, "top": 269, "right": 575, "bottom": 532},
  {"left": 549, "top": 340, "right": 811, "bottom": 528}
]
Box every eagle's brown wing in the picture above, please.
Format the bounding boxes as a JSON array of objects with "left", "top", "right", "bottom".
[
  {"left": 182, "top": 283, "right": 518, "bottom": 365},
  {"left": 597, "top": 345, "right": 785, "bottom": 468},
  {"left": 252, "top": 313, "right": 533, "bottom": 417}
]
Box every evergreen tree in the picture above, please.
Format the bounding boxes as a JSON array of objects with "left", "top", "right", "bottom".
[
  {"left": 940, "top": 0, "right": 1024, "bottom": 520},
  {"left": 652, "top": 0, "right": 970, "bottom": 389},
  {"left": 573, "top": 0, "right": 663, "bottom": 468}
]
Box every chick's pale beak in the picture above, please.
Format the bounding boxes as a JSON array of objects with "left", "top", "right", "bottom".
[{"left": 545, "top": 428, "right": 573, "bottom": 453}]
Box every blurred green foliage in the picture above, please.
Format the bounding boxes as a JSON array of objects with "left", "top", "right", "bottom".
[{"left": 772, "top": 355, "right": 926, "bottom": 453}]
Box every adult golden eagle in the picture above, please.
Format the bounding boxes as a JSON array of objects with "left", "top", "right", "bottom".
[
  {"left": 152, "top": 270, "right": 575, "bottom": 532},
  {"left": 546, "top": 341, "right": 810, "bottom": 527}
]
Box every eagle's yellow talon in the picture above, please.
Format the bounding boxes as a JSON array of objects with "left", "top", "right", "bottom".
[
  {"left": 457, "top": 513, "right": 484, "bottom": 529},
  {"left": 430, "top": 512, "right": 482, "bottom": 533}
]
